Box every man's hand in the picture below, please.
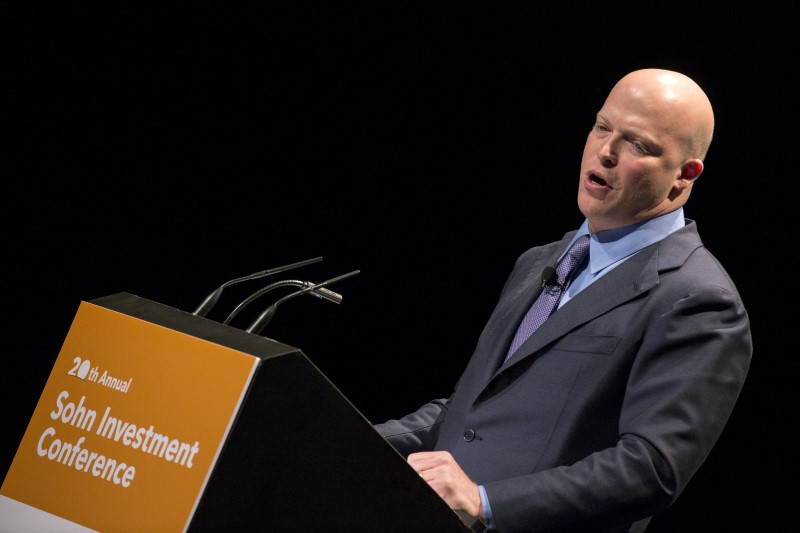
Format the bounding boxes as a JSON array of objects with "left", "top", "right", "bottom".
[{"left": 407, "top": 450, "right": 484, "bottom": 520}]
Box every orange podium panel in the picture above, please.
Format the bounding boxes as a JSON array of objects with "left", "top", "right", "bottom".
[{"left": 1, "top": 294, "right": 260, "bottom": 531}]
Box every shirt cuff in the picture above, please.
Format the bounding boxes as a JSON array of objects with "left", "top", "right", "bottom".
[{"left": 478, "top": 485, "right": 495, "bottom": 529}]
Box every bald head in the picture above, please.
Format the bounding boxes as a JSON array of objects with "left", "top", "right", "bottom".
[
  {"left": 610, "top": 69, "right": 715, "bottom": 160},
  {"left": 578, "top": 69, "right": 716, "bottom": 231}
]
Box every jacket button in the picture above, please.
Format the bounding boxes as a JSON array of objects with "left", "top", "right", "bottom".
[{"left": 463, "top": 429, "right": 475, "bottom": 442}]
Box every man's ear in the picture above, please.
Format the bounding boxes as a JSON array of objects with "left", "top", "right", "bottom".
[{"left": 678, "top": 159, "right": 704, "bottom": 186}]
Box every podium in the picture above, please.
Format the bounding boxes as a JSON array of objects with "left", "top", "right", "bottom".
[{"left": 1, "top": 293, "right": 481, "bottom": 532}]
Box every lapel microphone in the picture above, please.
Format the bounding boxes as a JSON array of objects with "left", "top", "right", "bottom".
[{"left": 541, "top": 266, "right": 562, "bottom": 294}]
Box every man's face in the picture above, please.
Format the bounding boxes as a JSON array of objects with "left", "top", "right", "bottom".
[{"left": 577, "top": 78, "right": 693, "bottom": 233}]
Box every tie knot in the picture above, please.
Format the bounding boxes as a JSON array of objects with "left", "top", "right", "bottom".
[
  {"left": 556, "top": 235, "right": 590, "bottom": 283},
  {"left": 568, "top": 235, "right": 590, "bottom": 260}
]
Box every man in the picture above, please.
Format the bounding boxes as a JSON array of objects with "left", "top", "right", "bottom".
[{"left": 374, "top": 68, "right": 752, "bottom": 532}]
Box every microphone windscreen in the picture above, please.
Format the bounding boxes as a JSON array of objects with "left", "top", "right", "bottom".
[{"left": 541, "top": 266, "right": 558, "bottom": 287}]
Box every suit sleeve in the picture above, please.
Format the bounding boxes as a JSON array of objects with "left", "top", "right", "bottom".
[{"left": 373, "top": 398, "right": 450, "bottom": 457}]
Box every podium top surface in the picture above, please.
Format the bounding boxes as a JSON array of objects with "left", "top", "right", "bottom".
[{"left": 90, "top": 292, "right": 302, "bottom": 361}]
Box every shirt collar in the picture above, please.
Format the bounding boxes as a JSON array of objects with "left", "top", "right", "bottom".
[{"left": 567, "top": 208, "right": 686, "bottom": 275}]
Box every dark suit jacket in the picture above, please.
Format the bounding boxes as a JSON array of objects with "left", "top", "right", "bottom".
[{"left": 375, "top": 221, "right": 752, "bottom": 532}]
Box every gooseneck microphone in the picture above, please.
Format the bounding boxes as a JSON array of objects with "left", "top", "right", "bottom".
[
  {"left": 192, "top": 257, "right": 324, "bottom": 317},
  {"left": 246, "top": 270, "right": 361, "bottom": 335},
  {"left": 222, "top": 279, "right": 342, "bottom": 326}
]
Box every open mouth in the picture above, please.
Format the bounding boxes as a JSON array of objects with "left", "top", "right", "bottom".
[{"left": 588, "top": 173, "right": 608, "bottom": 187}]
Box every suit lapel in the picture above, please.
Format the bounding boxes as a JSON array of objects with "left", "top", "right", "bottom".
[
  {"left": 455, "top": 221, "right": 704, "bottom": 402},
  {"left": 495, "top": 221, "right": 703, "bottom": 374},
  {"left": 498, "top": 244, "right": 659, "bottom": 372},
  {"left": 469, "top": 236, "right": 572, "bottom": 386}
]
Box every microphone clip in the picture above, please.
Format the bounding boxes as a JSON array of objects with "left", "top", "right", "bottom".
[{"left": 540, "top": 266, "right": 563, "bottom": 294}]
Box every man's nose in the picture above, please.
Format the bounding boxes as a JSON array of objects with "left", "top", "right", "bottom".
[{"left": 598, "top": 137, "right": 618, "bottom": 167}]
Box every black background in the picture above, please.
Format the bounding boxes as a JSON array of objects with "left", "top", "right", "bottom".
[{"left": 4, "top": 4, "right": 795, "bottom": 531}]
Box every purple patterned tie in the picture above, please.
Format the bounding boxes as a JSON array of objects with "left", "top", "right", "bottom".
[{"left": 505, "top": 235, "right": 590, "bottom": 359}]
